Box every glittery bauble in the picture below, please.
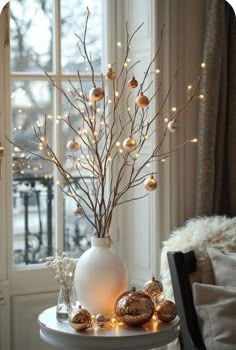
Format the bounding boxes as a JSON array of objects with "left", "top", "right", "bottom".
[
  {"left": 135, "top": 94, "right": 149, "bottom": 108},
  {"left": 144, "top": 176, "right": 158, "bottom": 191},
  {"left": 115, "top": 287, "right": 154, "bottom": 327},
  {"left": 95, "top": 313, "right": 107, "bottom": 327},
  {"left": 122, "top": 137, "right": 137, "bottom": 152},
  {"left": 69, "top": 306, "right": 92, "bottom": 331},
  {"left": 144, "top": 277, "right": 163, "bottom": 299},
  {"left": 128, "top": 76, "right": 138, "bottom": 89},
  {"left": 106, "top": 68, "right": 116, "bottom": 81},
  {"left": 74, "top": 205, "right": 84, "bottom": 217},
  {"left": 89, "top": 87, "right": 105, "bottom": 102},
  {"left": 167, "top": 119, "right": 177, "bottom": 133},
  {"left": 67, "top": 139, "right": 80, "bottom": 152},
  {"left": 155, "top": 300, "right": 177, "bottom": 323}
]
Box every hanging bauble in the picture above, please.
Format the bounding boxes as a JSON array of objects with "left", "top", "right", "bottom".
[
  {"left": 144, "top": 277, "right": 163, "bottom": 299},
  {"left": 67, "top": 139, "right": 80, "bottom": 152},
  {"left": 95, "top": 313, "right": 107, "bottom": 327},
  {"left": 89, "top": 87, "right": 105, "bottom": 102},
  {"left": 155, "top": 300, "right": 177, "bottom": 323},
  {"left": 144, "top": 176, "right": 158, "bottom": 191},
  {"left": 135, "top": 94, "right": 149, "bottom": 108},
  {"left": 122, "top": 137, "right": 137, "bottom": 152},
  {"left": 167, "top": 119, "right": 178, "bottom": 133},
  {"left": 74, "top": 205, "right": 84, "bottom": 217},
  {"left": 128, "top": 76, "right": 138, "bottom": 89},
  {"left": 106, "top": 68, "right": 116, "bottom": 81},
  {"left": 115, "top": 287, "right": 154, "bottom": 327},
  {"left": 69, "top": 306, "right": 92, "bottom": 331}
]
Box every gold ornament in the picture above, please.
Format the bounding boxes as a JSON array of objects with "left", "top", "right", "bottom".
[
  {"left": 115, "top": 286, "right": 154, "bottom": 327},
  {"left": 128, "top": 76, "right": 138, "bottom": 89},
  {"left": 122, "top": 137, "right": 137, "bottom": 152},
  {"left": 155, "top": 300, "right": 177, "bottom": 323},
  {"left": 89, "top": 87, "right": 105, "bottom": 102},
  {"left": 67, "top": 139, "right": 80, "bottom": 152},
  {"left": 144, "top": 176, "right": 158, "bottom": 191},
  {"left": 106, "top": 68, "right": 116, "bottom": 81},
  {"left": 69, "top": 306, "right": 92, "bottom": 331},
  {"left": 135, "top": 94, "right": 149, "bottom": 108},
  {"left": 167, "top": 119, "right": 177, "bottom": 133},
  {"left": 95, "top": 313, "right": 107, "bottom": 327},
  {"left": 144, "top": 277, "right": 163, "bottom": 299}
]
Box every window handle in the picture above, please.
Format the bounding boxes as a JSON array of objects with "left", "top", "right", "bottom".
[
  {"left": 0, "top": 143, "right": 4, "bottom": 179},
  {"left": 0, "top": 295, "right": 5, "bottom": 305}
]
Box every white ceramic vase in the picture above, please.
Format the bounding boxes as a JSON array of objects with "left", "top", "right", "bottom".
[{"left": 74, "top": 237, "right": 128, "bottom": 318}]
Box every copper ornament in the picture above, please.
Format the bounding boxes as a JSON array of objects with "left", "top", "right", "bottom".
[
  {"left": 128, "top": 76, "right": 138, "bottom": 89},
  {"left": 122, "top": 137, "right": 137, "bottom": 152},
  {"left": 144, "top": 277, "right": 163, "bottom": 299},
  {"left": 155, "top": 300, "right": 177, "bottom": 323},
  {"left": 115, "top": 287, "right": 154, "bottom": 327},
  {"left": 106, "top": 68, "right": 116, "bottom": 81},
  {"left": 89, "top": 87, "right": 105, "bottom": 102},
  {"left": 135, "top": 94, "right": 149, "bottom": 108},
  {"left": 167, "top": 119, "right": 177, "bottom": 133},
  {"left": 67, "top": 139, "right": 80, "bottom": 152},
  {"left": 144, "top": 176, "right": 158, "bottom": 191},
  {"left": 69, "top": 306, "right": 92, "bottom": 331}
]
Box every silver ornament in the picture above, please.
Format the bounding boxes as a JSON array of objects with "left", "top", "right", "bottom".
[
  {"left": 95, "top": 313, "right": 107, "bottom": 327},
  {"left": 74, "top": 205, "right": 84, "bottom": 217},
  {"left": 167, "top": 119, "right": 178, "bottom": 133}
]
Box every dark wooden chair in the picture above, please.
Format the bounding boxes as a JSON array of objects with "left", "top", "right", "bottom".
[{"left": 167, "top": 251, "right": 206, "bottom": 350}]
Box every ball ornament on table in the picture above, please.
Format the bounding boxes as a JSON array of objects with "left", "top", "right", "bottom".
[
  {"left": 144, "top": 277, "right": 163, "bottom": 299},
  {"left": 167, "top": 119, "right": 178, "bottom": 133},
  {"left": 114, "top": 286, "right": 154, "bottom": 327},
  {"left": 155, "top": 300, "right": 177, "bottom": 323},
  {"left": 95, "top": 313, "right": 107, "bottom": 327},
  {"left": 69, "top": 306, "right": 92, "bottom": 331},
  {"left": 144, "top": 176, "right": 158, "bottom": 191},
  {"left": 106, "top": 68, "right": 116, "bottom": 81},
  {"left": 135, "top": 94, "right": 149, "bottom": 108},
  {"left": 66, "top": 139, "right": 80, "bottom": 152},
  {"left": 89, "top": 87, "right": 105, "bottom": 102},
  {"left": 122, "top": 137, "right": 137, "bottom": 152},
  {"left": 128, "top": 76, "right": 138, "bottom": 88}
]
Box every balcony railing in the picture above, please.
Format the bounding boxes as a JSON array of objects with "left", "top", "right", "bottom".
[{"left": 13, "top": 176, "right": 95, "bottom": 265}]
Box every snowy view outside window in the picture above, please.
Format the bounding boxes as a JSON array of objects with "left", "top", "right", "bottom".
[{"left": 10, "top": 0, "right": 104, "bottom": 265}]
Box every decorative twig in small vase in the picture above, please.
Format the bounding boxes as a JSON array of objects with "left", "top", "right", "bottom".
[{"left": 40, "top": 251, "right": 77, "bottom": 322}]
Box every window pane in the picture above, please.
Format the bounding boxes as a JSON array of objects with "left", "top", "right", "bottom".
[
  {"left": 61, "top": 80, "right": 97, "bottom": 256},
  {"left": 11, "top": 80, "right": 55, "bottom": 265},
  {"left": 10, "top": 0, "right": 54, "bottom": 73},
  {"left": 61, "top": 0, "right": 103, "bottom": 74}
]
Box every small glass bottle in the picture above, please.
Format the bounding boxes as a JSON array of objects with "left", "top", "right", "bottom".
[{"left": 56, "top": 284, "right": 77, "bottom": 323}]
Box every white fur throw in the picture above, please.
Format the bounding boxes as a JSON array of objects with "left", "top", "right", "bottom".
[{"left": 160, "top": 216, "right": 236, "bottom": 301}]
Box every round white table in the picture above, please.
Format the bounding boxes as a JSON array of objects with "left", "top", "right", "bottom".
[{"left": 38, "top": 306, "right": 179, "bottom": 350}]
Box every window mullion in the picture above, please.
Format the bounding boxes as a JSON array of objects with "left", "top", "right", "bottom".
[{"left": 54, "top": 0, "right": 64, "bottom": 252}]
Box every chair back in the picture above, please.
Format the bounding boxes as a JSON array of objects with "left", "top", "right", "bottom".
[{"left": 167, "top": 251, "right": 206, "bottom": 350}]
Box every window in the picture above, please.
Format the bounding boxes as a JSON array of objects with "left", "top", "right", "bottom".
[{"left": 9, "top": 0, "right": 107, "bottom": 266}]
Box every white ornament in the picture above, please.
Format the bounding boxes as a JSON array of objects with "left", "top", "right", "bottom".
[
  {"left": 167, "top": 119, "right": 178, "bottom": 133},
  {"left": 67, "top": 139, "right": 80, "bottom": 152}
]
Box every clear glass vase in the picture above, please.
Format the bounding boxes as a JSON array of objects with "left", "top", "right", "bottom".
[{"left": 56, "top": 285, "right": 77, "bottom": 323}]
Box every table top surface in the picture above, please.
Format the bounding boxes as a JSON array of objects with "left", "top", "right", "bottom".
[{"left": 38, "top": 306, "right": 179, "bottom": 350}]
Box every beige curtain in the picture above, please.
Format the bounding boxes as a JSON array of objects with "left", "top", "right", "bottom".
[{"left": 196, "top": 0, "right": 236, "bottom": 216}]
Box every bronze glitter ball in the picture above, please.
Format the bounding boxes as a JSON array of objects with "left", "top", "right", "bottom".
[{"left": 115, "top": 287, "right": 154, "bottom": 327}]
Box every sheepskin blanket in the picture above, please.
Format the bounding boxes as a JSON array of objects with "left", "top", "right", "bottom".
[{"left": 160, "top": 216, "right": 236, "bottom": 301}]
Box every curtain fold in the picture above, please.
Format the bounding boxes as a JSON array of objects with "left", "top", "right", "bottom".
[{"left": 196, "top": 0, "right": 236, "bottom": 216}]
